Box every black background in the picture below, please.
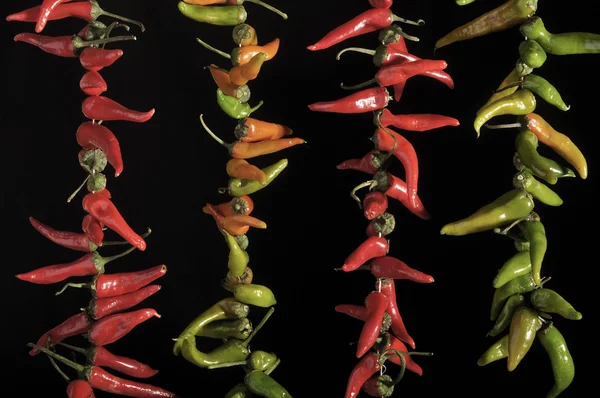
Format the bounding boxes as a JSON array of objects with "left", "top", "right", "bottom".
[{"left": 1, "top": 0, "right": 597, "bottom": 397}]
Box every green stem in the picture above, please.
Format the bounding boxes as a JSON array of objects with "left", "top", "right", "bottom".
[
  {"left": 56, "top": 342, "right": 87, "bottom": 355},
  {"left": 67, "top": 175, "right": 90, "bottom": 203},
  {"left": 484, "top": 122, "right": 522, "bottom": 130},
  {"left": 102, "top": 228, "right": 152, "bottom": 246},
  {"left": 340, "top": 78, "right": 377, "bottom": 90},
  {"left": 264, "top": 358, "right": 280, "bottom": 375},
  {"left": 101, "top": 244, "right": 138, "bottom": 264},
  {"left": 384, "top": 349, "right": 406, "bottom": 386},
  {"left": 207, "top": 361, "right": 247, "bottom": 369},
  {"left": 26, "top": 343, "right": 85, "bottom": 373},
  {"left": 76, "top": 35, "right": 137, "bottom": 49},
  {"left": 336, "top": 47, "right": 375, "bottom": 60},
  {"left": 248, "top": 100, "right": 264, "bottom": 113},
  {"left": 243, "top": 307, "right": 275, "bottom": 347},
  {"left": 101, "top": 21, "right": 129, "bottom": 49},
  {"left": 93, "top": 0, "right": 145, "bottom": 32},
  {"left": 48, "top": 355, "right": 70, "bottom": 382},
  {"left": 199, "top": 114, "right": 227, "bottom": 147},
  {"left": 55, "top": 282, "right": 89, "bottom": 296},
  {"left": 196, "top": 37, "right": 231, "bottom": 59},
  {"left": 246, "top": 0, "right": 288, "bottom": 20},
  {"left": 391, "top": 13, "right": 425, "bottom": 26},
  {"left": 497, "top": 216, "right": 529, "bottom": 235}
]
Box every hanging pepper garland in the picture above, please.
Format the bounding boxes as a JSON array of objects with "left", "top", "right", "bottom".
[
  {"left": 436, "top": 1, "right": 591, "bottom": 396},
  {"left": 9, "top": 2, "right": 178, "bottom": 397},
  {"left": 173, "top": 1, "right": 299, "bottom": 396},
  {"left": 307, "top": 1, "right": 460, "bottom": 396}
]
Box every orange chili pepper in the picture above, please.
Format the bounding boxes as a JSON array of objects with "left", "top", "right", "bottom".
[
  {"left": 201, "top": 114, "right": 306, "bottom": 159},
  {"left": 222, "top": 214, "right": 267, "bottom": 236},
  {"left": 229, "top": 52, "right": 267, "bottom": 86},
  {"left": 207, "top": 64, "right": 250, "bottom": 103},
  {"left": 226, "top": 159, "right": 268, "bottom": 184},
  {"left": 231, "top": 38, "right": 280, "bottom": 66},
  {"left": 233, "top": 23, "right": 258, "bottom": 47},
  {"left": 202, "top": 203, "right": 224, "bottom": 230},
  {"left": 234, "top": 117, "right": 293, "bottom": 142},
  {"left": 214, "top": 196, "right": 254, "bottom": 216}
]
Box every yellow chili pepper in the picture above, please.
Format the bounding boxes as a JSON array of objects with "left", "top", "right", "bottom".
[{"left": 474, "top": 89, "right": 536, "bottom": 137}]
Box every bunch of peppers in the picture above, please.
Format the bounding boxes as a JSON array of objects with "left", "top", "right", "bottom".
[
  {"left": 172, "top": 1, "right": 300, "bottom": 397},
  {"left": 436, "top": 1, "right": 593, "bottom": 396},
  {"left": 9, "top": 1, "right": 178, "bottom": 397},
  {"left": 306, "top": 1, "right": 461, "bottom": 396}
]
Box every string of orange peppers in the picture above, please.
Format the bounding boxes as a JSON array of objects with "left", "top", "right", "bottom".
[
  {"left": 436, "top": 1, "right": 592, "bottom": 396},
  {"left": 8, "top": 1, "right": 179, "bottom": 397},
  {"left": 306, "top": 1, "right": 460, "bottom": 396},
  {"left": 172, "top": 1, "right": 301, "bottom": 396}
]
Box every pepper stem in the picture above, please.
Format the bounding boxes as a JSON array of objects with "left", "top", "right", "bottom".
[
  {"left": 351, "top": 180, "right": 377, "bottom": 208},
  {"left": 248, "top": 100, "right": 264, "bottom": 114},
  {"left": 199, "top": 114, "right": 229, "bottom": 148},
  {"left": 391, "top": 13, "right": 425, "bottom": 27},
  {"left": 340, "top": 78, "right": 377, "bottom": 90},
  {"left": 207, "top": 361, "right": 247, "bottom": 369},
  {"left": 494, "top": 80, "right": 524, "bottom": 93},
  {"left": 246, "top": 0, "right": 288, "bottom": 20},
  {"left": 397, "top": 29, "right": 420, "bottom": 42},
  {"left": 55, "top": 282, "right": 90, "bottom": 296},
  {"left": 264, "top": 358, "right": 281, "bottom": 375},
  {"left": 218, "top": 187, "right": 230, "bottom": 194},
  {"left": 540, "top": 276, "right": 551, "bottom": 286},
  {"left": 26, "top": 343, "right": 85, "bottom": 373},
  {"left": 484, "top": 123, "right": 523, "bottom": 130},
  {"left": 384, "top": 349, "right": 406, "bottom": 386},
  {"left": 76, "top": 35, "right": 137, "bottom": 49},
  {"left": 243, "top": 307, "right": 275, "bottom": 347},
  {"left": 496, "top": 216, "right": 529, "bottom": 235},
  {"left": 56, "top": 342, "right": 87, "bottom": 355},
  {"left": 335, "top": 47, "right": 375, "bottom": 60},
  {"left": 48, "top": 355, "right": 70, "bottom": 382},
  {"left": 94, "top": 0, "right": 146, "bottom": 32},
  {"left": 196, "top": 38, "right": 231, "bottom": 59},
  {"left": 102, "top": 228, "right": 152, "bottom": 246},
  {"left": 100, "top": 243, "right": 139, "bottom": 265},
  {"left": 101, "top": 21, "right": 130, "bottom": 49},
  {"left": 67, "top": 175, "right": 91, "bottom": 203},
  {"left": 493, "top": 227, "right": 524, "bottom": 243}
]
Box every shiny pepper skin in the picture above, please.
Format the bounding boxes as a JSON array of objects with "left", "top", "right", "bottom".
[
  {"left": 507, "top": 306, "right": 543, "bottom": 371},
  {"left": 342, "top": 236, "right": 389, "bottom": 272},
  {"left": 538, "top": 323, "right": 575, "bottom": 398},
  {"left": 363, "top": 191, "right": 388, "bottom": 220}
]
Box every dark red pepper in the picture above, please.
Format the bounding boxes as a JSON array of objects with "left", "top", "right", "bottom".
[
  {"left": 344, "top": 352, "right": 381, "bottom": 398},
  {"left": 80, "top": 71, "right": 108, "bottom": 96},
  {"left": 357, "top": 291, "right": 389, "bottom": 358},
  {"left": 30, "top": 312, "right": 91, "bottom": 356},
  {"left": 77, "top": 122, "right": 123, "bottom": 177},
  {"left": 376, "top": 108, "right": 460, "bottom": 132},
  {"left": 88, "top": 285, "right": 162, "bottom": 320},
  {"left": 80, "top": 47, "right": 124, "bottom": 71},
  {"left": 13, "top": 32, "right": 135, "bottom": 58},
  {"left": 29, "top": 216, "right": 97, "bottom": 252},
  {"left": 342, "top": 236, "right": 389, "bottom": 272},
  {"left": 66, "top": 379, "right": 95, "bottom": 398},
  {"left": 379, "top": 279, "right": 415, "bottom": 348},
  {"left": 82, "top": 96, "right": 155, "bottom": 123},
  {"left": 308, "top": 87, "right": 391, "bottom": 114},
  {"left": 336, "top": 150, "right": 388, "bottom": 174},
  {"left": 82, "top": 215, "right": 104, "bottom": 247},
  {"left": 367, "top": 256, "right": 434, "bottom": 283},
  {"left": 363, "top": 191, "right": 388, "bottom": 220},
  {"left": 88, "top": 308, "right": 160, "bottom": 346},
  {"left": 372, "top": 171, "right": 430, "bottom": 220}
]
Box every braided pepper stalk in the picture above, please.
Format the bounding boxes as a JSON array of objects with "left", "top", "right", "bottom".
[
  {"left": 174, "top": 1, "right": 297, "bottom": 395},
  {"left": 308, "top": 1, "right": 456, "bottom": 395},
  {"left": 436, "top": 2, "right": 592, "bottom": 395},
  {"left": 8, "top": 2, "right": 177, "bottom": 396}
]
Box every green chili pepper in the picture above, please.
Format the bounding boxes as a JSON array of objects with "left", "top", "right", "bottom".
[
  {"left": 488, "top": 294, "right": 525, "bottom": 337},
  {"left": 493, "top": 251, "right": 531, "bottom": 288},
  {"left": 515, "top": 130, "right": 576, "bottom": 185},
  {"left": 227, "top": 159, "right": 288, "bottom": 196},
  {"left": 234, "top": 283, "right": 277, "bottom": 307},
  {"left": 173, "top": 298, "right": 249, "bottom": 356},
  {"left": 456, "top": 0, "right": 478, "bottom": 5},
  {"left": 490, "top": 272, "right": 537, "bottom": 320},
  {"left": 513, "top": 170, "right": 563, "bottom": 207},
  {"left": 521, "top": 16, "right": 600, "bottom": 55},
  {"left": 177, "top": 2, "right": 247, "bottom": 26},
  {"left": 538, "top": 323, "right": 575, "bottom": 398},
  {"left": 519, "top": 213, "right": 547, "bottom": 286},
  {"left": 518, "top": 39, "right": 547, "bottom": 68},
  {"left": 225, "top": 384, "right": 252, "bottom": 398},
  {"left": 508, "top": 306, "right": 543, "bottom": 371},
  {"left": 197, "top": 318, "right": 253, "bottom": 340},
  {"left": 530, "top": 288, "right": 582, "bottom": 320},
  {"left": 217, "top": 89, "right": 263, "bottom": 119},
  {"left": 248, "top": 350, "right": 278, "bottom": 371},
  {"left": 522, "top": 74, "right": 570, "bottom": 111},
  {"left": 225, "top": 231, "right": 250, "bottom": 277},
  {"left": 440, "top": 189, "right": 534, "bottom": 236},
  {"left": 514, "top": 239, "right": 530, "bottom": 252},
  {"left": 474, "top": 89, "right": 536, "bottom": 136},
  {"left": 477, "top": 334, "right": 509, "bottom": 366},
  {"left": 245, "top": 370, "right": 293, "bottom": 398}
]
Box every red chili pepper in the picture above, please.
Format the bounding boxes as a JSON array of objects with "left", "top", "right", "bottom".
[
  {"left": 82, "top": 96, "right": 155, "bottom": 123},
  {"left": 89, "top": 285, "right": 161, "bottom": 320},
  {"left": 88, "top": 366, "right": 176, "bottom": 397},
  {"left": 36, "top": 0, "right": 72, "bottom": 32},
  {"left": 80, "top": 47, "right": 123, "bottom": 71},
  {"left": 369, "top": 256, "right": 434, "bottom": 283},
  {"left": 30, "top": 312, "right": 91, "bottom": 356},
  {"left": 13, "top": 32, "right": 134, "bottom": 58},
  {"left": 344, "top": 352, "right": 381, "bottom": 398},
  {"left": 82, "top": 214, "right": 104, "bottom": 247},
  {"left": 357, "top": 292, "right": 389, "bottom": 358},
  {"left": 82, "top": 193, "right": 146, "bottom": 251},
  {"left": 335, "top": 304, "right": 369, "bottom": 320},
  {"left": 308, "top": 87, "right": 390, "bottom": 114},
  {"left": 369, "top": 0, "right": 393, "bottom": 8},
  {"left": 67, "top": 379, "right": 95, "bottom": 398},
  {"left": 91, "top": 265, "right": 167, "bottom": 299},
  {"left": 90, "top": 187, "right": 112, "bottom": 199},
  {"left": 76, "top": 122, "right": 123, "bottom": 177},
  {"left": 336, "top": 150, "right": 388, "bottom": 174},
  {"left": 363, "top": 191, "right": 388, "bottom": 220},
  {"left": 384, "top": 51, "right": 454, "bottom": 90},
  {"left": 342, "top": 236, "right": 389, "bottom": 272},
  {"left": 376, "top": 59, "right": 448, "bottom": 86},
  {"left": 202, "top": 203, "right": 225, "bottom": 231},
  {"left": 308, "top": 8, "right": 422, "bottom": 51},
  {"left": 377, "top": 332, "right": 423, "bottom": 375},
  {"left": 90, "top": 345, "right": 158, "bottom": 378},
  {"left": 29, "top": 216, "right": 96, "bottom": 252},
  {"left": 379, "top": 279, "right": 415, "bottom": 348},
  {"left": 376, "top": 108, "right": 460, "bottom": 132},
  {"left": 88, "top": 308, "right": 160, "bottom": 346},
  {"left": 80, "top": 71, "right": 107, "bottom": 96},
  {"left": 373, "top": 171, "right": 430, "bottom": 220}
]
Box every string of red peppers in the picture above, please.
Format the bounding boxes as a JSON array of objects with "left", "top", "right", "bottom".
[
  {"left": 307, "top": 1, "right": 460, "bottom": 396},
  {"left": 436, "top": 1, "right": 593, "bottom": 396},
  {"left": 172, "top": 1, "right": 299, "bottom": 397},
  {"left": 9, "top": 1, "right": 178, "bottom": 397}
]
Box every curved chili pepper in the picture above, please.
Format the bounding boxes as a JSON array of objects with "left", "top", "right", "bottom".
[
  {"left": 234, "top": 117, "right": 293, "bottom": 142},
  {"left": 244, "top": 370, "right": 292, "bottom": 397},
  {"left": 234, "top": 283, "right": 276, "bottom": 307},
  {"left": 184, "top": 0, "right": 287, "bottom": 20},
  {"left": 79, "top": 47, "right": 123, "bottom": 72},
  {"left": 508, "top": 306, "right": 542, "bottom": 371},
  {"left": 36, "top": 0, "right": 72, "bottom": 32},
  {"left": 341, "top": 236, "right": 389, "bottom": 272},
  {"left": 87, "top": 365, "right": 177, "bottom": 397},
  {"left": 440, "top": 189, "right": 534, "bottom": 236},
  {"left": 90, "top": 265, "right": 167, "bottom": 299},
  {"left": 88, "top": 308, "right": 160, "bottom": 346},
  {"left": 222, "top": 214, "right": 266, "bottom": 236},
  {"left": 367, "top": 256, "right": 434, "bottom": 283},
  {"left": 215, "top": 196, "right": 254, "bottom": 216},
  {"left": 490, "top": 272, "right": 537, "bottom": 320},
  {"left": 518, "top": 39, "right": 547, "bottom": 69},
  {"left": 226, "top": 159, "right": 267, "bottom": 184},
  {"left": 82, "top": 215, "right": 104, "bottom": 247},
  {"left": 493, "top": 251, "right": 531, "bottom": 288},
  {"left": 14, "top": 33, "right": 135, "bottom": 58},
  {"left": 478, "top": 66, "right": 522, "bottom": 112},
  {"left": 76, "top": 122, "right": 123, "bottom": 177},
  {"left": 362, "top": 374, "right": 393, "bottom": 397},
  {"left": 379, "top": 278, "right": 415, "bottom": 348},
  {"left": 477, "top": 334, "right": 509, "bottom": 366},
  {"left": 247, "top": 350, "right": 278, "bottom": 372},
  {"left": 229, "top": 52, "right": 267, "bottom": 86},
  {"left": 336, "top": 150, "right": 388, "bottom": 174},
  {"left": 227, "top": 159, "right": 288, "bottom": 196},
  {"left": 29, "top": 311, "right": 91, "bottom": 356},
  {"left": 519, "top": 215, "right": 546, "bottom": 286},
  {"left": 203, "top": 203, "right": 225, "bottom": 230},
  {"left": 344, "top": 60, "right": 448, "bottom": 90},
  {"left": 67, "top": 379, "right": 95, "bottom": 397},
  {"left": 488, "top": 294, "right": 525, "bottom": 337},
  {"left": 474, "top": 89, "right": 536, "bottom": 136},
  {"left": 366, "top": 212, "right": 395, "bottom": 237},
  {"left": 521, "top": 113, "right": 587, "bottom": 179},
  {"left": 344, "top": 352, "right": 381, "bottom": 398},
  {"left": 231, "top": 38, "right": 280, "bottom": 66},
  {"left": 199, "top": 318, "right": 253, "bottom": 340},
  {"left": 225, "top": 231, "right": 249, "bottom": 277},
  {"left": 29, "top": 216, "right": 97, "bottom": 252},
  {"left": 363, "top": 191, "right": 388, "bottom": 220},
  {"left": 217, "top": 89, "right": 264, "bottom": 119},
  {"left": 208, "top": 65, "right": 250, "bottom": 103},
  {"left": 80, "top": 71, "right": 107, "bottom": 96},
  {"left": 530, "top": 288, "right": 582, "bottom": 320},
  {"left": 178, "top": 1, "right": 247, "bottom": 25},
  {"left": 82, "top": 96, "right": 155, "bottom": 123},
  {"left": 308, "top": 8, "right": 423, "bottom": 51},
  {"left": 538, "top": 323, "right": 575, "bottom": 398},
  {"left": 308, "top": 87, "right": 391, "bottom": 114},
  {"left": 375, "top": 108, "right": 460, "bottom": 132},
  {"left": 232, "top": 23, "right": 258, "bottom": 46},
  {"left": 82, "top": 193, "right": 146, "bottom": 251},
  {"left": 372, "top": 170, "right": 430, "bottom": 220},
  {"left": 520, "top": 74, "right": 570, "bottom": 111},
  {"left": 521, "top": 16, "right": 600, "bottom": 55},
  {"left": 513, "top": 170, "right": 563, "bottom": 207},
  {"left": 435, "top": 0, "right": 538, "bottom": 49},
  {"left": 375, "top": 332, "right": 423, "bottom": 375},
  {"left": 334, "top": 304, "right": 392, "bottom": 332},
  {"left": 88, "top": 285, "right": 162, "bottom": 320},
  {"left": 357, "top": 291, "right": 388, "bottom": 358}
]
